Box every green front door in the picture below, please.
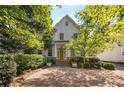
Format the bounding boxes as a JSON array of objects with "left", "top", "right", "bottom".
[{"left": 58, "top": 47, "right": 65, "bottom": 60}]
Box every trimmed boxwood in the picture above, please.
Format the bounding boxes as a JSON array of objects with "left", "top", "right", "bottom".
[
  {"left": 83, "top": 63, "right": 90, "bottom": 68},
  {"left": 71, "top": 56, "right": 100, "bottom": 63},
  {"left": 102, "top": 63, "right": 115, "bottom": 70},
  {"left": 80, "top": 62, "right": 95, "bottom": 68},
  {"left": 0, "top": 61, "right": 16, "bottom": 87},
  {"left": 0, "top": 54, "right": 46, "bottom": 86},
  {"left": 0, "top": 54, "right": 16, "bottom": 86},
  {"left": 95, "top": 62, "right": 102, "bottom": 69},
  {"left": 0, "top": 54, "right": 14, "bottom": 62},
  {"left": 14, "top": 54, "right": 46, "bottom": 74},
  {"left": 89, "top": 63, "right": 95, "bottom": 68}
]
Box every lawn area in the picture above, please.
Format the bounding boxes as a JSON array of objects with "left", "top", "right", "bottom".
[{"left": 11, "top": 66, "right": 124, "bottom": 87}]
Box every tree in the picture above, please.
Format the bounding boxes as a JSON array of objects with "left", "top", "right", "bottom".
[
  {"left": 65, "top": 5, "right": 124, "bottom": 63},
  {"left": 0, "top": 5, "right": 53, "bottom": 53}
]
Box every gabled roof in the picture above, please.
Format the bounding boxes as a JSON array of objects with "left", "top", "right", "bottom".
[{"left": 54, "top": 14, "right": 77, "bottom": 27}]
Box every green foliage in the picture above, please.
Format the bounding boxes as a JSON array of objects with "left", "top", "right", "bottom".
[
  {"left": 49, "top": 57, "right": 55, "bottom": 64},
  {"left": 78, "top": 63, "right": 83, "bottom": 68},
  {"left": 44, "top": 56, "right": 55, "bottom": 64},
  {"left": 80, "top": 62, "right": 95, "bottom": 68},
  {"left": 65, "top": 5, "right": 124, "bottom": 57},
  {"left": 102, "top": 63, "right": 115, "bottom": 70},
  {"left": 95, "top": 62, "right": 102, "bottom": 69},
  {"left": 0, "top": 54, "right": 46, "bottom": 75},
  {"left": 0, "top": 5, "right": 53, "bottom": 53},
  {"left": 72, "top": 56, "right": 99, "bottom": 63},
  {"left": 0, "top": 54, "right": 50, "bottom": 86},
  {"left": 0, "top": 54, "right": 14, "bottom": 62},
  {"left": 14, "top": 54, "right": 46, "bottom": 74},
  {"left": 90, "top": 63, "right": 95, "bottom": 68},
  {"left": 0, "top": 61, "right": 16, "bottom": 87},
  {"left": 82, "top": 63, "right": 90, "bottom": 68}
]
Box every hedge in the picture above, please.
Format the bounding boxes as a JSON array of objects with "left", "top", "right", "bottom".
[
  {"left": 14, "top": 54, "right": 46, "bottom": 74},
  {"left": 77, "top": 61, "right": 115, "bottom": 70},
  {"left": 0, "top": 54, "right": 46, "bottom": 86},
  {"left": 102, "top": 63, "right": 115, "bottom": 70},
  {"left": 70, "top": 56, "right": 100, "bottom": 63},
  {"left": 82, "top": 63, "right": 91, "bottom": 68},
  {"left": 0, "top": 61, "right": 16, "bottom": 87},
  {"left": 95, "top": 62, "right": 102, "bottom": 69},
  {"left": 44, "top": 56, "right": 55, "bottom": 64},
  {"left": 0, "top": 55, "right": 17, "bottom": 87}
]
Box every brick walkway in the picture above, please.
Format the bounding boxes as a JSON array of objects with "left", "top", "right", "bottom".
[{"left": 11, "top": 66, "right": 124, "bottom": 87}]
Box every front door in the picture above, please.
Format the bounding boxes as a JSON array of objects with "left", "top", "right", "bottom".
[{"left": 57, "top": 47, "right": 65, "bottom": 60}]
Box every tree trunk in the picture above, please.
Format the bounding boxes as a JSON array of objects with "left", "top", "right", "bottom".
[{"left": 83, "top": 53, "right": 86, "bottom": 63}]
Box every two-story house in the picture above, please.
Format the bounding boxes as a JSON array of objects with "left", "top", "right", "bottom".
[
  {"left": 43, "top": 14, "right": 124, "bottom": 62},
  {"left": 42, "top": 15, "right": 79, "bottom": 60}
]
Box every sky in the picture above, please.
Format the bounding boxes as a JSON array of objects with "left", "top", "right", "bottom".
[{"left": 51, "top": 5, "right": 86, "bottom": 26}]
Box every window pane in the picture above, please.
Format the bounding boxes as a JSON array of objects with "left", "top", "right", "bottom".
[
  {"left": 71, "top": 49, "right": 75, "bottom": 57},
  {"left": 60, "top": 33, "right": 64, "bottom": 40},
  {"left": 65, "top": 21, "right": 68, "bottom": 26},
  {"left": 48, "top": 48, "right": 52, "bottom": 56},
  {"left": 122, "top": 52, "right": 124, "bottom": 56}
]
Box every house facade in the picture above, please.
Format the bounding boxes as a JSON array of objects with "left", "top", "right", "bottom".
[
  {"left": 97, "top": 43, "right": 124, "bottom": 62},
  {"left": 43, "top": 15, "right": 124, "bottom": 62},
  {"left": 43, "top": 15, "right": 79, "bottom": 60}
]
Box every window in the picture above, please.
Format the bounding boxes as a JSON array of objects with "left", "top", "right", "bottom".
[
  {"left": 71, "top": 48, "right": 75, "bottom": 57},
  {"left": 60, "top": 33, "right": 64, "bottom": 40},
  {"left": 65, "top": 21, "right": 68, "bottom": 26},
  {"left": 48, "top": 48, "right": 52, "bottom": 56},
  {"left": 122, "top": 51, "right": 124, "bottom": 56}
]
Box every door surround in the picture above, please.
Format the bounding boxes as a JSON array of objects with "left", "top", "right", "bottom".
[{"left": 57, "top": 46, "right": 65, "bottom": 60}]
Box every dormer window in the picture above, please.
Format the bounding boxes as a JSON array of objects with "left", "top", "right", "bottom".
[{"left": 65, "top": 21, "right": 68, "bottom": 26}]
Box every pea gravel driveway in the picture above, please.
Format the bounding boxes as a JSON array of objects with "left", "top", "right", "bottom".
[{"left": 11, "top": 66, "right": 124, "bottom": 87}]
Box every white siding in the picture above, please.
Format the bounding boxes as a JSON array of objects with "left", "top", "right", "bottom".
[
  {"left": 97, "top": 44, "right": 124, "bottom": 62},
  {"left": 53, "top": 16, "right": 79, "bottom": 41}
]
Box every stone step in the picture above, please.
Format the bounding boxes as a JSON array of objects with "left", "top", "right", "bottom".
[{"left": 54, "top": 60, "right": 70, "bottom": 66}]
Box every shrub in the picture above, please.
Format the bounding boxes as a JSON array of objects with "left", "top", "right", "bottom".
[
  {"left": 45, "top": 57, "right": 55, "bottom": 64},
  {"left": 102, "top": 63, "right": 115, "bottom": 70},
  {"left": 14, "top": 54, "right": 46, "bottom": 74},
  {"left": 69, "top": 57, "right": 76, "bottom": 62},
  {"left": 0, "top": 54, "right": 46, "bottom": 86},
  {"left": 78, "top": 63, "right": 83, "bottom": 68},
  {"left": 95, "top": 62, "right": 102, "bottom": 69},
  {"left": 100, "top": 62, "right": 106, "bottom": 67},
  {"left": 50, "top": 57, "right": 55, "bottom": 64},
  {"left": 0, "top": 54, "right": 46, "bottom": 75},
  {"left": 83, "top": 63, "right": 90, "bottom": 68},
  {"left": 69, "top": 57, "right": 78, "bottom": 66},
  {"left": 0, "top": 61, "right": 16, "bottom": 87},
  {"left": 90, "top": 63, "right": 95, "bottom": 68},
  {"left": 0, "top": 54, "right": 14, "bottom": 62},
  {"left": 76, "top": 56, "right": 100, "bottom": 63}
]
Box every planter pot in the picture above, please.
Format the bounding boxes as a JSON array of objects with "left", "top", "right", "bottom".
[
  {"left": 47, "top": 63, "right": 52, "bottom": 66},
  {"left": 72, "top": 63, "right": 78, "bottom": 68}
]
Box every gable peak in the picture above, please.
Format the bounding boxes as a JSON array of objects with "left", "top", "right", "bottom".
[{"left": 54, "top": 14, "right": 77, "bottom": 27}]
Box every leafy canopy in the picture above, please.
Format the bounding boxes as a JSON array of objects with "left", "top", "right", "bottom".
[
  {"left": 65, "top": 5, "right": 124, "bottom": 56},
  {"left": 0, "top": 5, "right": 53, "bottom": 53}
]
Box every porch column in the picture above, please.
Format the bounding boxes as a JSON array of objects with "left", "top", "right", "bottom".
[
  {"left": 66, "top": 48, "right": 69, "bottom": 57},
  {"left": 55, "top": 43, "right": 57, "bottom": 57}
]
